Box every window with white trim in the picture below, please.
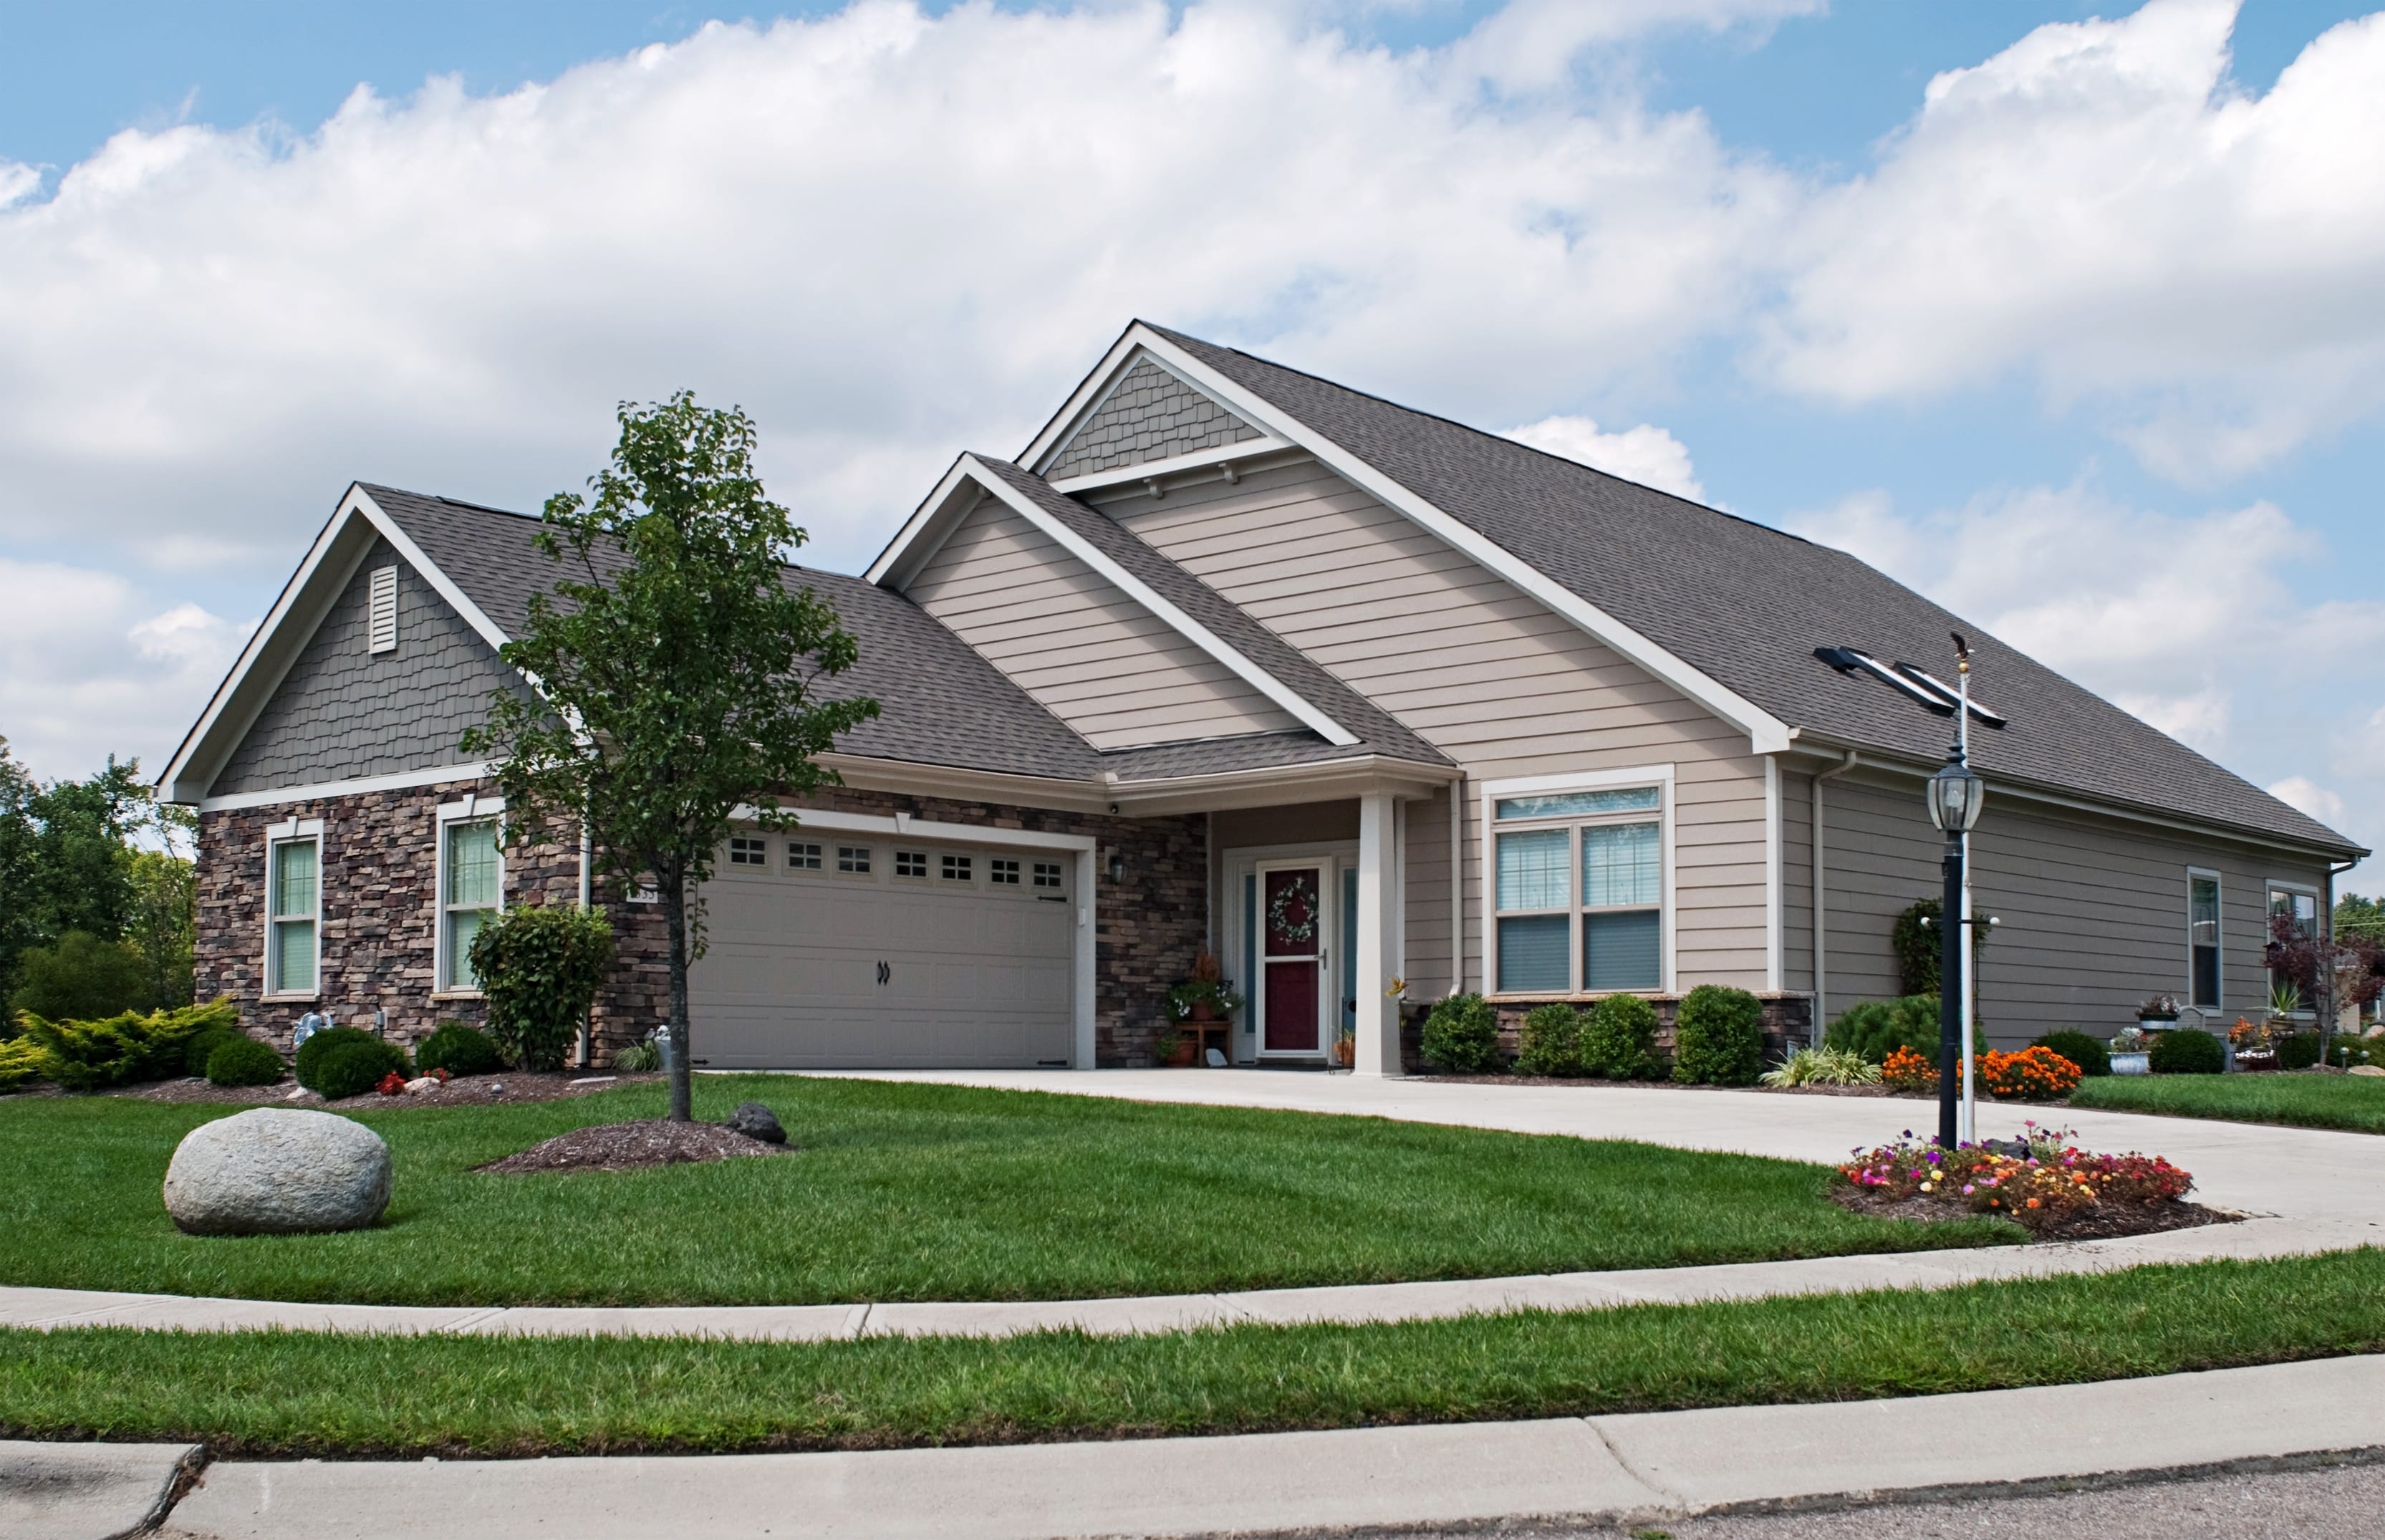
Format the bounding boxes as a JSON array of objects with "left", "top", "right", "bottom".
[
  {"left": 728, "top": 835, "right": 767, "bottom": 867},
  {"left": 2188, "top": 872, "right": 2221, "bottom": 1011},
  {"left": 2268, "top": 885, "right": 2318, "bottom": 1007},
  {"left": 837, "top": 844, "right": 872, "bottom": 875},
  {"left": 1033, "top": 860, "right": 1064, "bottom": 890},
  {"left": 787, "top": 840, "right": 822, "bottom": 871},
  {"left": 439, "top": 817, "right": 501, "bottom": 991},
  {"left": 940, "top": 852, "right": 973, "bottom": 883},
  {"left": 895, "top": 850, "right": 928, "bottom": 879},
  {"left": 266, "top": 834, "right": 319, "bottom": 994},
  {"left": 1493, "top": 785, "right": 1663, "bottom": 993},
  {"left": 989, "top": 857, "right": 1021, "bottom": 885}
]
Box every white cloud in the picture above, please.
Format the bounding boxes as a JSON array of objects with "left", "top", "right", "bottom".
[
  {"left": 1447, "top": 0, "right": 1822, "bottom": 91},
  {"left": 0, "top": 562, "right": 249, "bottom": 781},
  {"left": 0, "top": 0, "right": 1793, "bottom": 581},
  {"left": 1502, "top": 414, "right": 1705, "bottom": 499},
  {"left": 1760, "top": 0, "right": 2385, "bottom": 482},
  {"left": 2268, "top": 775, "right": 2348, "bottom": 829},
  {"left": 1786, "top": 482, "right": 2385, "bottom": 862}
]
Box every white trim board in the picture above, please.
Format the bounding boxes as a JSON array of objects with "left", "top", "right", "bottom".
[
  {"left": 871, "top": 456, "right": 1359, "bottom": 748},
  {"left": 730, "top": 804, "right": 1099, "bottom": 855},
  {"left": 1046, "top": 435, "right": 1296, "bottom": 495},
  {"left": 200, "top": 763, "right": 497, "bottom": 814}
]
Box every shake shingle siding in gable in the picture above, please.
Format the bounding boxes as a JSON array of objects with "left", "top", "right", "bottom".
[
  {"left": 905, "top": 491, "right": 1302, "bottom": 750},
  {"left": 211, "top": 535, "right": 527, "bottom": 797},
  {"left": 1047, "top": 357, "right": 1264, "bottom": 479},
  {"left": 1145, "top": 327, "right": 2354, "bottom": 855},
  {"left": 1099, "top": 453, "right": 1773, "bottom": 993}
]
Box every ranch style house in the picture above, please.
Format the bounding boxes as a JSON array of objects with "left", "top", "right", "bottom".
[{"left": 160, "top": 322, "right": 2366, "bottom": 1072}]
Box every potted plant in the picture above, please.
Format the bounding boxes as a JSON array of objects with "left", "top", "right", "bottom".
[
  {"left": 2107, "top": 1025, "right": 2151, "bottom": 1077},
  {"left": 2228, "top": 1016, "right": 2278, "bottom": 1072},
  {"left": 1329, "top": 1022, "right": 1356, "bottom": 1068},
  {"left": 2135, "top": 993, "right": 2182, "bottom": 1031},
  {"left": 1154, "top": 1029, "right": 1196, "bottom": 1068},
  {"left": 1164, "top": 950, "right": 1246, "bottom": 1025}
]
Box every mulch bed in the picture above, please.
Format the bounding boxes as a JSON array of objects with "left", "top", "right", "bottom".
[
  {"left": 476, "top": 1118, "right": 794, "bottom": 1175},
  {"left": 106, "top": 1071, "right": 665, "bottom": 1109},
  {"left": 1830, "top": 1185, "right": 2235, "bottom": 1243}
]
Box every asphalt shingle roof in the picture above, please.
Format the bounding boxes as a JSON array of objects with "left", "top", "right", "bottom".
[{"left": 1142, "top": 327, "right": 2359, "bottom": 855}]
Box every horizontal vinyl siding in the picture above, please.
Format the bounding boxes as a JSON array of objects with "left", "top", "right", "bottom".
[
  {"left": 1816, "top": 769, "right": 2326, "bottom": 1046},
  {"left": 1103, "top": 457, "right": 1772, "bottom": 993},
  {"left": 906, "top": 493, "right": 1298, "bottom": 750}
]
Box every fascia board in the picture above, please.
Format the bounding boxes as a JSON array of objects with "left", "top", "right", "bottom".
[
  {"left": 1046, "top": 433, "right": 1296, "bottom": 495},
  {"left": 1128, "top": 327, "right": 1798, "bottom": 758},
  {"left": 863, "top": 457, "right": 983, "bottom": 589},
  {"left": 348, "top": 487, "right": 517, "bottom": 660},
  {"left": 955, "top": 456, "right": 1360, "bottom": 748},
  {"left": 1019, "top": 327, "right": 1151, "bottom": 473},
  {"left": 160, "top": 491, "right": 378, "bottom": 803}
]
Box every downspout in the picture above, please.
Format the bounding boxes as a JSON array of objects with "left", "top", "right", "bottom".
[
  {"left": 1811, "top": 751, "right": 1861, "bottom": 1045},
  {"left": 2326, "top": 855, "right": 2360, "bottom": 1059},
  {"left": 1449, "top": 777, "right": 1465, "bottom": 996},
  {"left": 577, "top": 817, "right": 594, "bottom": 1070}
]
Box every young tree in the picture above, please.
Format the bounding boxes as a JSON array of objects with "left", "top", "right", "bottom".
[{"left": 463, "top": 393, "right": 879, "bottom": 1121}]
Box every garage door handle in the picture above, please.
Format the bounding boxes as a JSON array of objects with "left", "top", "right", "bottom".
[{"left": 877, "top": 961, "right": 890, "bottom": 986}]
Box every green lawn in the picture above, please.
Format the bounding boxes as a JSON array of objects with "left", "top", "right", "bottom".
[
  {"left": 2071, "top": 1072, "right": 2385, "bottom": 1134},
  {"left": 0, "top": 1076, "right": 2017, "bottom": 1306},
  {"left": 4, "top": 1249, "right": 2379, "bottom": 1457}
]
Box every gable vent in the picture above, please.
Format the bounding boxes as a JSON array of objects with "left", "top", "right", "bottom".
[{"left": 367, "top": 566, "right": 398, "bottom": 655}]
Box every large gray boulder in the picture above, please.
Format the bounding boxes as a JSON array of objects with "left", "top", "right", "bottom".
[{"left": 163, "top": 1108, "right": 392, "bottom": 1236}]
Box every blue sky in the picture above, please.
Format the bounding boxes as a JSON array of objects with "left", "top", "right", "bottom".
[{"left": 1, "top": 0, "right": 2380, "bottom": 869}]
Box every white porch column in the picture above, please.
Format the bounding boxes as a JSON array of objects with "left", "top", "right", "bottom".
[{"left": 1354, "top": 792, "right": 1401, "bottom": 1077}]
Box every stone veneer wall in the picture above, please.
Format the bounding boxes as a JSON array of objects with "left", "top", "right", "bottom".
[
  {"left": 196, "top": 776, "right": 668, "bottom": 1059},
  {"left": 197, "top": 778, "right": 1204, "bottom": 1067}
]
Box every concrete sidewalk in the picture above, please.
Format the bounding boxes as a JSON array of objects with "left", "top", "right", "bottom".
[
  {"left": 0, "top": 1440, "right": 198, "bottom": 1540},
  {"left": 3, "top": 1214, "right": 2366, "bottom": 1345},
  {"left": 134, "top": 1354, "right": 2385, "bottom": 1540}
]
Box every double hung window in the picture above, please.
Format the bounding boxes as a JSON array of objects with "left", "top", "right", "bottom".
[
  {"left": 266, "top": 834, "right": 320, "bottom": 995},
  {"left": 439, "top": 818, "right": 501, "bottom": 991},
  {"left": 2268, "top": 886, "right": 2318, "bottom": 1008},
  {"left": 1492, "top": 785, "right": 1663, "bottom": 993}
]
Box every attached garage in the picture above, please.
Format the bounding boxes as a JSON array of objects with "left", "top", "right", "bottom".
[{"left": 689, "top": 816, "right": 1094, "bottom": 1069}]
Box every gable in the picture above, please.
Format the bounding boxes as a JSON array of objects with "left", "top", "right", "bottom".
[
  {"left": 208, "top": 535, "right": 529, "bottom": 799},
  {"left": 902, "top": 490, "right": 1303, "bottom": 750},
  {"left": 1044, "top": 357, "right": 1265, "bottom": 481}
]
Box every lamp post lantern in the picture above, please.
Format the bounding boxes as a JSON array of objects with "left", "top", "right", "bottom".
[{"left": 1925, "top": 636, "right": 1985, "bottom": 1150}]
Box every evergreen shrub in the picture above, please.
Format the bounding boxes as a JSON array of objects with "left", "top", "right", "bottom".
[
  {"left": 2149, "top": 1027, "right": 2226, "bottom": 1076},
  {"left": 1420, "top": 993, "right": 1501, "bottom": 1074},
  {"left": 468, "top": 906, "right": 614, "bottom": 1072},
  {"left": 1581, "top": 992, "right": 1662, "bottom": 1079},
  {"left": 1672, "top": 984, "right": 1766, "bottom": 1086},
  {"left": 308, "top": 1036, "right": 412, "bottom": 1101},
  {"left": 206, "top": 1034, "right": 285, "bottom": 1087},
  {"left": 415, "top": 1020, "right": 505, "bottom": 1078},
  {"left": 1514, "top": 1004, "right": 1583, "bottom": 1077},
  {"left": 14, "top": 1000, "right": 237, "bottom": 1091},
  {"left": 183, "top": 1026, "right": 243, "bottom": 1077},
  {"left": 2030, "top": 1029, "right": 2111, "bottom": 1078}
]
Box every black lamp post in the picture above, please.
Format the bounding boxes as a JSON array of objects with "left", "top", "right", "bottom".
[{"left": 1926, "top": 749, "right": 1985, "bottom": 1150}]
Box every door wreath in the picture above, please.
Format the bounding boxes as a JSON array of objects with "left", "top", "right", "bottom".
[{"left": 1268, "top": 875, "right": 1319, "bottom": 947}]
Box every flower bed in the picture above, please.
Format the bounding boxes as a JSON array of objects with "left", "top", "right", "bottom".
[
  {"left": 1870, "top": 1044, "right": 2082, "bottom": 1101},
  {"left": 1833, "top": 1122, "right": 2218, "bottom": 1241}
]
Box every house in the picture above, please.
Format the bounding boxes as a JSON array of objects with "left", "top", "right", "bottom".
[{"left": 160, "top": 322, "right": 2366, "bottom": 1072}]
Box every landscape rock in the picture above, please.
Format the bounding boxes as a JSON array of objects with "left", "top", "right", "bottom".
[
  {"left": 163, "top": 1107, "right": 392, "bottom": 1236},
  {"left": 726, "top": 1102, "right": 786, "bottom": 1145},
  {"left": 2351, "top": 1065, "right": 2384, "bottom": 1077}
]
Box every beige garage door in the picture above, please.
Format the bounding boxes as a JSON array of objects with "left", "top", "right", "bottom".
[{"left": 689, "top": 829, "right": 1076, "bottom": 1069}]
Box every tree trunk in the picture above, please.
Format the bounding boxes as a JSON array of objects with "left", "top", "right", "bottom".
[{"left": 662, "top": 868, "right": 694, "bottom": 1123}]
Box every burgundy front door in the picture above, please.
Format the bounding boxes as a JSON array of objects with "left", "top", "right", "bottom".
[{"left": 1261, "top": 865, "right": 1324, "bottom": 1054}]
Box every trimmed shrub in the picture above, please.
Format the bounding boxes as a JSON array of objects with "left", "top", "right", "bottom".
[
  {"left": 1581, "top": 992, "right": 1662, "bottom": 1079},
  {"left": 415, "top": 1020, "right": 505, "bottom": 1078},
  {"left": 206, "top": 1034, "right": 285, "bottom": 1087},
  {"left": 309, "top": 1036, "right": 412, "bottom": 1102},
  {"left": 1420, "top": 993, "right": 1501, "bottom": 1074},
  {"left": 1825, "top": 994, "right": 1984, "bottom": 1064},
  {"left": 2278, "top": 1031, "right": 2323, "bottom": 1071},
  {"left": 2149, "top": 1026, "right": 2226, "bottom": 1076},
  {"left": 8, "top": 930, "right": 153, "bottom": 1022},
  {"left": 183, "top": 1027, "right": 242, "bottom": 1078},
  {"left": 294, "top": 1025, "right": 375, "bottom": 1092},
  {"left": 1514, "top": 1004, "right": 1583, "bottom": 1077},
  {"left": 468, "top": 905, "right": 615, "bottom": 1072},
  {"left": 2031, "top": 1029, "right": 2111, "bottom": 1078},
  {"left": 14, "top": 1000, "right": 238, "bottom": 1091},
  {"left": 1672, "top": 984, "right": 1765, "bottom": 1087}
]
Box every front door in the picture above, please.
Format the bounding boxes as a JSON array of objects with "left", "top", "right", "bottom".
[{"left": 1258, "top": 863, "right": 1327, "bottom": 1055}]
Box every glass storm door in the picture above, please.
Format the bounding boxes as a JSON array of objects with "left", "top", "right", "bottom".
[{"left": 1260, "top": 864, "right": 1326, "bottom": 1054}]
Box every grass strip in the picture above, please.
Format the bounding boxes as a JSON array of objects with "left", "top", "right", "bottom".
[
  {"left": 4, "top": 1249, "right": 2379, "bottom": 1458},
  {"left": 0, "top": 1076, "right": 2016, "bottom": 1306},
  {"left": 2071, "top": 1074, "right": 2385, "bottom": 1135}
]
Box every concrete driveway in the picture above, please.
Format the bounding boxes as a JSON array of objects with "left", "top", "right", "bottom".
[{"left": 802, "top": 1069, "right": 2385, "bottom": 1230}]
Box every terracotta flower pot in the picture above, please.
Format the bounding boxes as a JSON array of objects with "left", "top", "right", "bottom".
[{"left": 1162, "top": 1040, "right": 1198, "bottom": 1067}]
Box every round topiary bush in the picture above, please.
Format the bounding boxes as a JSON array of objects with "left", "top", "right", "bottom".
[
  {"left": 206, "top": 1034, "right": 286, "bottom": 1087},
  {"left": 1581, "top": 991, "right": 1661, "bottom": 1079},
  {"left": 183, "top": 1026, "right": 242, "bottom": 1078},
  {"left": 2278, "top": 1031, "right": 2323, "bottom": 1070},
  {"left": 1672, "top": 984, "right": 1765, "bottom": 1086},
  {"left": 2030, "top": 1029, "right": 2111, "bottom": 1078},
  {"left": 305, "top": 1036, "right": 412, "bottom": 1101},
  {"left": 1421, "top": 993, "right": 1501, "bottom": 1074},
  {"left": 2149, "top": 1026, "right": 2225, "bottom": 1075},
  {"left": 294, "top": 1025, "right": 376, "bottom": 1092},
  {"left": 415, "top": 1020, "right": 504, "bottom": 1078},
  {"left": 1514, "top": 1004, "right": 1583, "bottom": 1077}
]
